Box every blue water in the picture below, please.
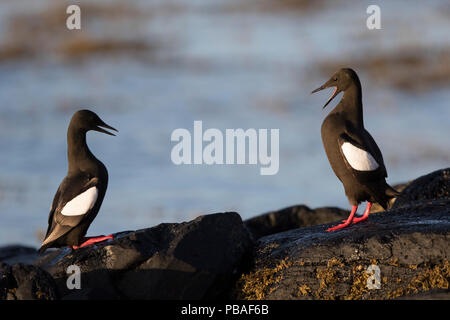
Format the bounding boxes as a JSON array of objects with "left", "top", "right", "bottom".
[{"left": 0, "top": 0, "right": 449, "bottom": 247}]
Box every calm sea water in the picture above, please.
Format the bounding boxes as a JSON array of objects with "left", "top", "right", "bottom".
[{"left": 0, "top": 0, "right": 449, "bottom": 247}]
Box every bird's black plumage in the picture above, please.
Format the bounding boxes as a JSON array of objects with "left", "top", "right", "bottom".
[
  {"left": 312, "top": 68, "right": 399, "bottom": 212},
  {"left": 39, "top": 110, "right": 117, "bottom": 253}
]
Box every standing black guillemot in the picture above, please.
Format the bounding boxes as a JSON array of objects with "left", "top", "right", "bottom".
[
  {"left": 312, "top": 68, "right": 400, "bottom": 232},
  {"left": 39, "top": 110, "right": 118, "bottom": 253}
]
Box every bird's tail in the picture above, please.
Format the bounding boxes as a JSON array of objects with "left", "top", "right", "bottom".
[
  {"left": 384, "top": 183, "right": 402, "bottom": 209},
  {"left": 386, "top": 184, "right": 402, "bottom": 197},
  {"left": 38, "top": 243, "right": 51, "bottom": 254},
  {"left": 369, "top": 182, "right": 402, "bottom": 210},
  {"left": 38, "top": 224, "right": 72, "bottom": 254},
  {"left": 38, "top": 232, "right": 53, "bottom": 254}
]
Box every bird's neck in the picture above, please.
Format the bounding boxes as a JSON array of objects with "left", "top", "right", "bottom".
[
  {"left": 67, "top": 125, "right": 95, "bottom": 172},
  {"left": 338, "top": 84, "right": 364, "bottom": 127}
]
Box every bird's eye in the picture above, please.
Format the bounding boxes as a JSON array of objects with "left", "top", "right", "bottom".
[{"left": 333, "top": 77, "right": 338, "bottom": 81}]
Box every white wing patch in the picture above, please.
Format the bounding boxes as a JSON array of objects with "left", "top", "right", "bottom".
[
  {"left": 341, "top": 142, "right": 379, "bottom": 171},
  {"left": 61, "top": 186, "right": 98, "bottom": 216}
]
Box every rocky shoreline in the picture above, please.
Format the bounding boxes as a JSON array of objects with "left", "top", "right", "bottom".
[{"left": 1, "top": 168, "right": 449, "bottom": 300}]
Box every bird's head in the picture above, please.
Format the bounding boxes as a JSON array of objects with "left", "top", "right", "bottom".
[
  {"left": 70, "top": 109, "right": 118, "bottom": 136},
  {"left": 311, "top": 68, "right": 360, "bottom": 109}
]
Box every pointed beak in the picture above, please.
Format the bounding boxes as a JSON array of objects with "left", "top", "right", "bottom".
[
  {"left": 95, "top": 120, "right": 118, "bottom": 136},
  {"left": 311, "top": 85, "right": 325, "bottom": 94},
  {"left": 311, "top": 81, "right": 339, "bottom": 109}
]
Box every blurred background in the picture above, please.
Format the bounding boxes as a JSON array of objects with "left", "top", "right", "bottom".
[{"left": 0, "top": 0, "right": 449, "bottom": 247}]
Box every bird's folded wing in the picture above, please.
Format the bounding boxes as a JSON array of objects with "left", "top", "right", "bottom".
[
  {"left": 53, "top": 177, "right": 100, "bottom": 227},
  {"left": 339, "top": 139, "right": 379, "bottom": 171},
  {"left": 363, "top": 130, "right": 388, "bottom": 177},
  {"left": 60, "top": 186, "right": 98, "bottom": 216},
  {"left": 341, "top": 121, "right": 387, "bottom": 175},
  {"left": 41, "top": 177, "right": 100, "bottom": 248}
]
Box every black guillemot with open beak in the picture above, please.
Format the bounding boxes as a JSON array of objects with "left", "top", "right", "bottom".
[
  {"left": 312, "top": 68, "right": 400, "bottom": 232},
  {"left": 39, "top": 110, "right": 117, "bottom": 253}
]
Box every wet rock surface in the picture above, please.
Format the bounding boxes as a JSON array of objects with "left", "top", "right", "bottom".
[{"left": 244, "top": 206, "right": 350, "bottom": 239}]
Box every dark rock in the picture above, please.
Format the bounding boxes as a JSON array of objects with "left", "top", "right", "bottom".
[
  {"left": 395, "top": 288, "right": 450, "bottom": 300},
  {"left": 233, "top": 199, "right": 450, "bottom": 300},
  {"left": 393, "top": 168, "right": 450, "bottom": 208},
  {"left": 244, "top": 205, "right": 350, "bottom": 239},
  {"left": 3, "top": 168, "right": 448, "bottom": 300},
  {"left": 0, "top": 263, "right": 57, "bottom": 300},
  {"left": 34, "top": 212, "right": 253, "bottom": 300},
  {"left": 0, "top": 245, "right": 36, "bottom": 260},
  {"left": 0, "top": 245, "right": 40, "bottom": 265}
]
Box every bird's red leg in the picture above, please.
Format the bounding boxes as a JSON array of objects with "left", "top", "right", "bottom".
[
  {"left": 351, "top": 202, "right": 372, "bottom": 224},
  {"left": 70, "top": 234, "right": 114, "bottom": 250},
  {"left": 326, "top": 205, "right": 358, "bottom": 232}
]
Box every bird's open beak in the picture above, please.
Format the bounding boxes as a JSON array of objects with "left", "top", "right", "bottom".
[
  {"left": 311, "top": 81, "right": 340, "bottom": 109},
  {"left": 95, "top": 121, "right": 118, "bottom": 136}
]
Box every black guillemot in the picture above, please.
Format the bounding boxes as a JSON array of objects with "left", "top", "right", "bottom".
[
  {"left": 39, "top": 110, "right": 117, "bottom": 252},
  {"left": 312, "top": 68, "right": 400, "bottom": 232}
]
